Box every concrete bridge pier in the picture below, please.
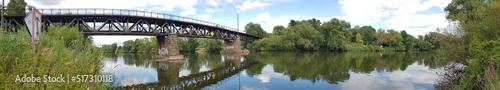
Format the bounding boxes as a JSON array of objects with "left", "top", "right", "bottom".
[
  {"left": 220, "top": 38, "right": 244, "bottom": 53},
  {"left": 154, "top": 34, "right": 185, "bottom": 61}
]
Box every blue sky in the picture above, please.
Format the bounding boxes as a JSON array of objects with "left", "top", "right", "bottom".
[{"left": 17, "top": 0, "right": 452, "bottom": 46}]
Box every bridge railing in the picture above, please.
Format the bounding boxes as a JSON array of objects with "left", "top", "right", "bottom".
[{"left": 8, "top": 9, "right": 244, "bottom": 33}]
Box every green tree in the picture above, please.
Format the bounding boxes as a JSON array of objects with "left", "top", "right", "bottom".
[
  {"left": 288, "top": 20, "right": 298, "bottom": 27},
  {"left": 426, "top": 32, "right": 442, "bottom": 49},
  {"left": 272, "top": 25, "right": 286, "bottom": 35},
  {"left": 387, "top": 30, "right": 403, "bottom": 47},
  {"left": 6, "top": 0, "right": 27, "bottom": 15},
  {"left": 199, "top": 39, "right": 223, "bottom": 52},
  {"left": 123, "top": 40, "right": 134, "bottom": 53},
  {"left": 287, "top": 22, "right": 321, "bottom": 50},
  {"left": 437, "top": 0, "right": 500, "bottom": 89},
  {"left": 305, "top": 18, "right": 321, "bottom": 30},
  {"left": 111, "top": 43, "right": 117, "bottom": 53},
  {"left": 359, "top": 26, "right": 376, "bottom": 45},
  {"left": 179, "top": 38, "right": 199, "bottom": 52},
  {"left": 355, "top": 33, "right": 363, "bottom": 44},
  {"left": 319, "top": 18, "right": 351, "bottom": 51},
  {"left": 375, "top": 29, "right": 388, "bottom": 46},
  {"left": 400, "top": 30, "right": 415, "bottom": 51},
  {"left": 245, "top": 22, "right": 267, "bottom": 37}
]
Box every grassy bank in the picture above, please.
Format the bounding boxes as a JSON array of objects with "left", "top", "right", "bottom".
[{"left": 0, "top": 26, "right": 106, "bottom": 89}]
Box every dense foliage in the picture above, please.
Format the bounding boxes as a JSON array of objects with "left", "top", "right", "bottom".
[
  {"left": 246, "top": 18, "right": 438, "bottom": 52},
  {"left": 0, "top": 26, "right": 106, "bottom": 89},
  {"left": 6, "top": 0, "right": 27, "bottom": 15},
  {"left": 101, "top": 37, "right": 223, "bottom": 53},
  {"left": 435, "top": 0, "right": 500, "bottom": 89}
]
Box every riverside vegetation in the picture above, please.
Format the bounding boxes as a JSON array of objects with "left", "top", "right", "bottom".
[
  {"left": 100, "top": 37, "right": 224, "bottom": 53},
  {"left": 0, "top": 26, "right": 107, "bottom": 89},
  {"left": 434, "top": 0, "right": 500, "bottom": 89}
]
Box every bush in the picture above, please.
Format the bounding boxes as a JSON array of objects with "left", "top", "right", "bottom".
[
  {"left": 344, "top": 43, "right": 384, "bottom": 52},
  {"left": 457, "top": 40, "right": 500, "bottom": 89},
  {"left": 0, "top": 26, "right": 106, "bottom": 89}
]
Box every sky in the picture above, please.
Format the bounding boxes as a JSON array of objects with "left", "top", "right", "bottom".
[{"left": 9, "top": 0, "right": 452, "bottom": 46}]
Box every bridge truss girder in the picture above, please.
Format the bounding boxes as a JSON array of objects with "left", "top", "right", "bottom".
[{"left": 3, "top": 15, "right": 259, "bottom": 42}]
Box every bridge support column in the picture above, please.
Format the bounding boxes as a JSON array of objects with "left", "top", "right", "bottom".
[
  {"left": 220, "top": 38, "right": 244, "bottom": 53},
  {"left": 154, "top": 34, "right": 184, "bottom": 61}
]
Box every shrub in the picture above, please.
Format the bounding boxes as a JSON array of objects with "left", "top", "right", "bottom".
[{"left": 0, "top": 26, "right": 107, "bottom": 89}]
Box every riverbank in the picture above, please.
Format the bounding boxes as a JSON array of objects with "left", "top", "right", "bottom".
[{"left": 0, "top": 26, "right": 107, "bottom": 89}]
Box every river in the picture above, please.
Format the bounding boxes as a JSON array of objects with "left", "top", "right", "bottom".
[{"left": 100, "top": 51, "right": 452, "bottom": 90}]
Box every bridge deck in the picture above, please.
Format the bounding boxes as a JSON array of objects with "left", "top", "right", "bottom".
[{"left": 2, "top": 9, "right": 260, "bottom": 41}]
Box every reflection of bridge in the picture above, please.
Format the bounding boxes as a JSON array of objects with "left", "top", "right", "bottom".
[
  {"left": 3, "top": 9, "right": 259, "bottom": 58},
  {"left": 118, "top": 56, "right": 257, "bottom": 89}
]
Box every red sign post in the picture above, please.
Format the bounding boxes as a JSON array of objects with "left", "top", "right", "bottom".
[{"left": 25, "top": 7, "right": 42, "bottom": 44}]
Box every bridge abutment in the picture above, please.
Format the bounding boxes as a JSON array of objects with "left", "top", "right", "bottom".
[{"left": 154, "top": 34, "right": 184, "bottom": 61}]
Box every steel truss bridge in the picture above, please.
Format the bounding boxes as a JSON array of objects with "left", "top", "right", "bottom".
[{"left": 2, "top": 9, "right": 261, "bottom": 41}]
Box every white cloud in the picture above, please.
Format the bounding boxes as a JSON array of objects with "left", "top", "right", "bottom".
[
  {"left": 32, "top": 0, "right": 65, "bottom": 6},
  {"left": 386, "top": 13, "right": 449, "bottom": 36},
  {"left": 241, "top": 85, "right": 269, "bottom": 90},
  {"left": 24, "top": 0, "right": 197, "bottom": 12},
  {"left": 255, "top": 65, "right": 288, "bottom": 83},
  {"left": 236, "top": 0, "right": 271, "bottom": 12},
  {"left": 207, "top": 0, "right": 219, "bottom": 6},
  {"left": 340, "top": 63, "right": 440, "bottom": 90},
  {"left": 387, "top": 63, "right": 440, "bottom": 85},
  {"left": 253, "top": 12, "right": 272, "bottom": 24},
  {"left": 205, "top": 8, "right": 217, "bottom": 14},
  {"left": 180, "top": 7, "right": 197, "bottom": 16},
  {"left": 214, "top": 18, "right": 222, "bottom": 23},
  {"left": 337, "top": 0, "right": 452, "bottom": 36},
  {"left": 195, "top": 14, "right": 212, "bottom": 21},
  {"left": 262, "top": 0, "right": 294, "bottom": 2},
  {"left": 340, "top": 73, "right": 414, "bottom": 90},
  {"left": 91, "top": 36, "right": 150, "bottom": 46}
]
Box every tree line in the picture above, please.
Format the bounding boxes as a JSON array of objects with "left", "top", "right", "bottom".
[
  {"left": 243, "top": 18, "right": 440, "bottom": 51},
  {"left": 100, "top": 37, "right": 224, "bottom": 53},
  {"left": 102, "top": 17, "right": 443, "bottom": 53}
]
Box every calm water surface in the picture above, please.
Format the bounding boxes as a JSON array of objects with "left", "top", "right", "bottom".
[{"left": 100, "top": 52, "right": 451, "bottom": 90}]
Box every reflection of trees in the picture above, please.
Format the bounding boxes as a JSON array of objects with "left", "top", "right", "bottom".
[
  {"left": 246, "top": 63, "right": 266, "bottom": 77},
  {"left": 181, "top": 52, "right": 238, "bottom": 75},
  {"left": 249, "top": 52, "right": 350, "bottom": 84},
  {"left": 183, "top": 52, "right": 202, "bottom": 74},
  {"left": 104, "top": 53, "right": 118, "bottom": 62},
  {"left": 197, "top": 53, "right": 225, "bottom": 69},
  {"left": 249, "top": 51, "right": 449, "bottom": 84},
  {"left": 121, "top": 53, "right": 154, "bottom": 68}
]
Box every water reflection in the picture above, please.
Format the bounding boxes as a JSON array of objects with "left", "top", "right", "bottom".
[
  {"left": 101, "top": 51, "right": 452, "bottom": 90},
  {"left": 102, "top": 53, "right": 257, "bottom": 89}
]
